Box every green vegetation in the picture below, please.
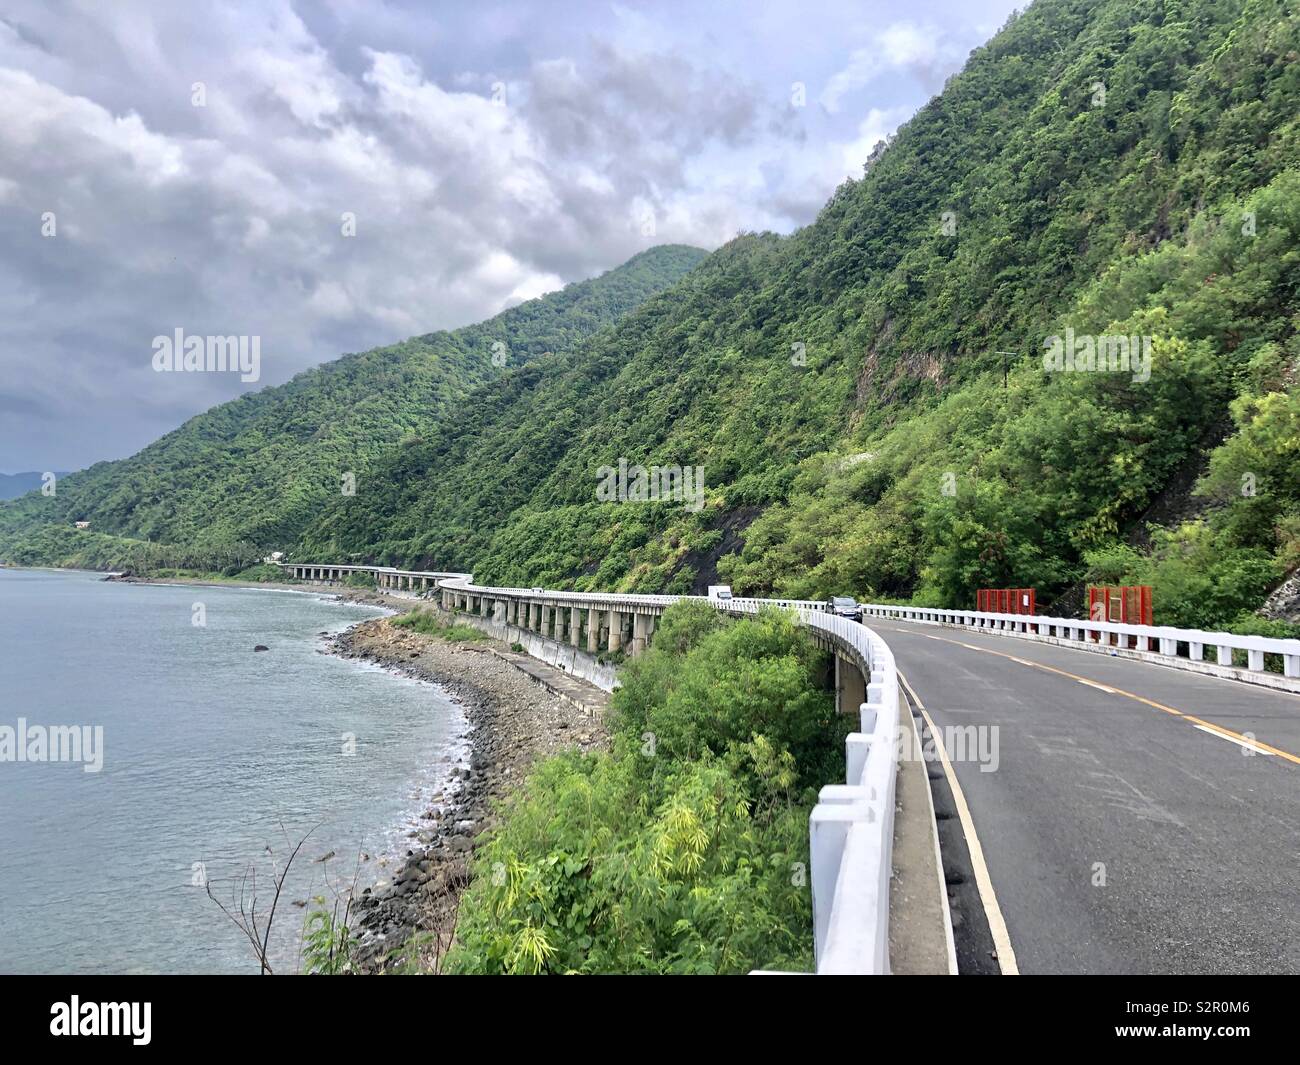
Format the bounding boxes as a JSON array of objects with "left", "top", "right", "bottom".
[
  {"left": 7, "top": 1, "right": 1300, "bottom": 631},
  {"left": 294, "top": 0, "right": 1300, "bottom": 629},
  {"left": 0, "top": 523, "right": 267, "bottom": 576},
  {"left": 0, "top": 245, "right": 705, "bottom": 560},
  {"left": 446, "top": 603, "right": 844, "bottom": 974},
  {"left": 301, "top": 899, "right": 354, "bottom": 976},
  {"left": 392, "top": 609, "right": 488, "bottom": 642}
]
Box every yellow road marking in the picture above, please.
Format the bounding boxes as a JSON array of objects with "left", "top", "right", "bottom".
[
  {"left": 899, "top": 670, "right": 1020, "bottom": 976},
  {"left": 882, "top": 627, "right": 1300, "bottom": 767}
]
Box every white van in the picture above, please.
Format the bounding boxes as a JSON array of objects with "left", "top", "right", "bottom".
[{"left": 707, "top": 585, "right": 733, "bottom": 601}]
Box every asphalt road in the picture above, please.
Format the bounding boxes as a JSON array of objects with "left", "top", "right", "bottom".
[{"left": 873, "top": 620, "right": 1300, "bottom": 975}]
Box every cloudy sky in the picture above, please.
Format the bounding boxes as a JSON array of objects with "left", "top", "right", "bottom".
[{"left": 0, "top": 0, "right": 1020, "bottom": 473}]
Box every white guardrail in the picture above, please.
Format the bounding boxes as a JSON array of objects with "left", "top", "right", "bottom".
[
  {"left": 861, "top": 604, "right": 1300, "bottom": 682},
  {"left": 728, "top": 599, "right": 900, "bottom": 974},
  {"left": 280, "top": 563, "right": 902, "bottom": 974}
]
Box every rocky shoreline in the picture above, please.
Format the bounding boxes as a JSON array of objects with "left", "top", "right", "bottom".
[{"left": 325, "top": 612, "right": 608, "bottom": 973}]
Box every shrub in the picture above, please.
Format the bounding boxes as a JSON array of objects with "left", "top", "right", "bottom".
[{"left": 446, "top": 602, "right": 841, "bottom": 974}]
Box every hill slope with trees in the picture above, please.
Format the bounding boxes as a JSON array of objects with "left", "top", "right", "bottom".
[
  {"left": 0, "top": 245, "right": 705, "bottom": 565},
  {"left": 300, "top": 0, "right": 1300, "bottom": 630},
  {"left": 7, "top": 0, "right": 1299, "bottom": 633}
]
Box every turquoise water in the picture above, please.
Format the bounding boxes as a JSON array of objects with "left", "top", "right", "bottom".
[{"left": 0, "top": 568, "right": 467, "bottom": 974}]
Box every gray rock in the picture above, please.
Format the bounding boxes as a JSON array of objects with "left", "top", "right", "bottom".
[{"left": 1260, "top": 569, "right": 1300, "bottom": 623}]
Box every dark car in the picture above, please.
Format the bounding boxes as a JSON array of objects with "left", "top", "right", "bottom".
[{"left": 829, "top": 596, "right": 862, "bottom": 622}]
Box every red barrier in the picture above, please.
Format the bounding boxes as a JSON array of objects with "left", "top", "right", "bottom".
[
  {"left": 977, "top": 588, "right": 1036, "bottom": 614},
  {"left": 1088, "top": 585, "right": 1152, "bottom": 626}
]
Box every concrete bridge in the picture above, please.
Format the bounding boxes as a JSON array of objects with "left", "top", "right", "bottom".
[
  {"left": 282, "top": 564, "right": 877, "bottom": 710},
  {"left": 283, "top": 563, "right": 461, "bottom": 594},
  {"left": 278, "top": 561, "right": 1300, "bottom": 975}
]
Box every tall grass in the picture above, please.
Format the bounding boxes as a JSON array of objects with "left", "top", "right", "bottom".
[{"left": 392, "top": 609, "right": 488, "bottom": 642}]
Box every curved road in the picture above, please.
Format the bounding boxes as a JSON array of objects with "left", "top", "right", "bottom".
[{"left": 876, "top": 619, "right": 1300, "bottom": 975}]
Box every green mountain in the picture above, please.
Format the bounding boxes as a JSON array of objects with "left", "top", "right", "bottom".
[
  {"left": 0, "top": 245, "right": 706, "bottom": 565},
  {"left": 8, "top": 0, "right": 1300, "bottom": 633},
  {"left": 301, "top": 0, "right": 1300, "bottom": 630}
]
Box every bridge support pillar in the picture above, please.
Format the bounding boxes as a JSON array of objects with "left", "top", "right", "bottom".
[
  {"left": 570, "top": 606, "right": 581, "bottom": 647},
  {"left": 835, "top": 654, "right": 866, "bottom": 716},
  {"left": 631, "top": 613, "right": 649, "bottom": 657},
  {"left": 608, "top": 610, "right": 624, "bottom": 653},
  {"left": 586, "top": 608, "right": 599, "bottom": 652}
]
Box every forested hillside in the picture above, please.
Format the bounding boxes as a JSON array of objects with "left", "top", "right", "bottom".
[
  {"left": 0, "top": 245, "right": 705, "bottom": 564},
  {"left": 8, "top": 0, "right": 1299, "bottom": 632},
  {"left": 300, "top": 0, "right": 1300, "bottom": 629}
]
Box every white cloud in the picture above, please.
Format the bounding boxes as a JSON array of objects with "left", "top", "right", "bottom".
[
  {"left": 0, "top": 0, "right": 1013, "bottom": 470},
  {"left": 820, "top": 21, "right": 960, "bottom": 113}
]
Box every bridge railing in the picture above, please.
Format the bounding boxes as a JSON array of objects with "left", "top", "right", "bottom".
[
  {"left": 796, "top": 610, "right": 900, "bottom": 974},
  {"left": 862, "top": 603, "right": 1300, "bottom": 681}
]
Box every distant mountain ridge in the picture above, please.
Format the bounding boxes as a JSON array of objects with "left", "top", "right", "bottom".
[{"left": 0, "top": 244, "right": 705, "bottom": 555}]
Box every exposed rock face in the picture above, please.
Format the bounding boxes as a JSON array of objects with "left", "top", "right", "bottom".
[
  {"left": 327, "top": 617, "right": 608, "bottom": 973},
  {"left": 1260, "top": 570, "right": 1300, "bottom": 624}
]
